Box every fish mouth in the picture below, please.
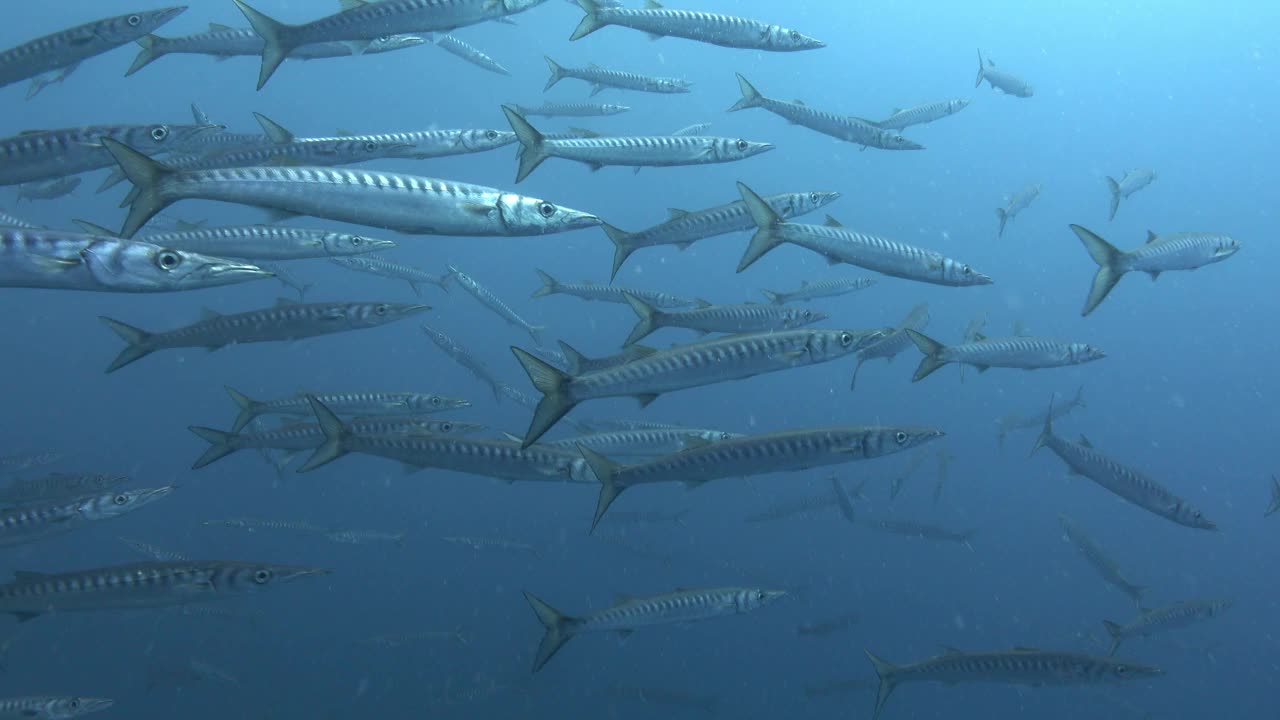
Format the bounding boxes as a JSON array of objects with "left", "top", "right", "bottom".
[
  {"left": 561, "top": 211, "right": 602, "bottom": 230},
  {"left": 204, "top": 262, "right": 275, "bottom": 283},
  {"left": 276, "top": 566, "right": 333, "bottom": 583},
  {"left": 365, "top": 239, "right": 397, "bottom": 250},
  {"left": 401, "top": 304, "right": 432, "bottom": 315},
  {"left": 762, "top": 590, "right": 788, "bottom": 604},
  {"left": 76, "top": 698, "right": 115, "bottom": 714},
  {"left": 817, "top": 191, "right": 841, "bottom": 205},
  {"left": 968, "top": 271, "right": 995, "bottom": 285},
  {"left": 136, "top": 486, "right": 176, "bottom": 504}
]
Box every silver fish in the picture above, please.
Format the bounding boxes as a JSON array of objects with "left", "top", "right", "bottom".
[
  {"left": 233, "top": 0, "right": 549, "bottom": 89},
  {"left": 509, "top": 101, "right": 631, "bottom": 118},
  {"left": 252, "top": 114, "right": 515, "bottom": 160},
  {"left": 0, "top": 209, "right": 41, "bottom": 229},
  {"left": 995, "top": 183, "right": 1040, "bottom": 238},
  {"left": 1058, "top": 514, "right": 1146, "bottom": 607},
  {"left": 531, "top": 269, "right": 696, "bottom": 308},
  {"left": 737, "top": 184, "right": 992, "bottom": 287},
  {"left": 0, "top": 229, "right": 271, "bottom": 293},
  {"left": 1105, "top": 168, "right": 1156, "bottom": 221},
  {"left": 1267, "top": 475, "right": 1280, "bottom": 518},
  {"left": 622, "top": 293, "right": 825, "bottom": 346},
  {"left": 0, "top": 122, "right": 220, "bottom": 186},
  {"left": 432, "top": 33, "right": 508, "bottom": 75},
  {"left": 874, "top": 99, "right": 970, "bottom": 131},
  {"left": 1072, "top": 225, "right": 1241, "bottom": 316},
  {"left": 545, "top": 427, "right": 738, "bottom": 457},
  {"left": 1102, "top": 599, "right": 1233, "bottom": 654},
  {"left": 0, "top": 472, "right": 121, "bottom": 506},
  {"left": 524, "top": 585, "right": 786, "bottom": 671},
  {"left": 905, "top": 330, "right": 1106, "bottom": 381},
  {"left": 0, "top": 7, "right": 185, "bottom": 89},
  {"left": 223, "top": 386, "right": 470, "bottom": 432},
  {"left": 557, "top": 341, "right": 658, "bottom": 375},
  {"left": 513, "top": 328, "right": 889, "bottom": 446},
  {"left": 602, "top": 189, "right": 840, "bottom": 281},
  {"left": 102, "top": 140, "right": 598, "bottom": 238},
  {"left": 444, "top": 265, "right": 545, "bottom": 344},
  {"left": 16, "top": 177, "right": 80, "bottom": 202},
  {"left": 543, "top": 55, "right": 691, "bottom": 95},
  {"left": 98, "top": 298, "right": 428, "bottom": 373},
  {"left": 865, "top": 517, "right": 976, "bottom": 546},
  {"left": 866, "top": 647, "right": 1161, "bottom": 719},
  {"left": 0, "top": 487, "right": 172, "bottom": 548},
  {"left": 0, "top": 696, "right": 113, "bottom": 719},
  {"left": 761, "top": 277, "right": 876, "bottom": 305},
  {"left": 257, "top": 261, "right": 311, "bottom": 299},
  {"left": 995, "top": 386, "right": 1087, "bottom": 449},
  {"left": 420, "top": 324, "right": 506, "bottom": 401},
  {"left": 74, "top": 221, "right": 394, "bottom": 261},
  {"left": 324, "top": 529, "right": 406, "bottom": 546},
  {"left": 331, "top": 256, "right": 450, "bottom": 296},
  {"left": 24, "top": 61, "right": 81, "bottom": 101},
  {"left": 570, "top": 0, "right": 823, "bottom": 51},
  {"left": 974, "top": 50, "right": 1034, "bottom": 97},
  {"left": 504, "top": 107, "right": 772, "bottom": 182},
  {"left": 729, "top": 74, "right": 921, "bottom": 150},
  {"left": 1032, "top": 398, "right": 1217, "bottom": 530},
  {"left": 118, "top": 536, "right": 189, "bottom": 563}
]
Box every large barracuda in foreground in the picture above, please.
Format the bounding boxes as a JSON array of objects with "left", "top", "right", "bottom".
[
  {"left": 865, "top": 647, "right": 1162, "bottom": 719},
  {"left": 0, "top": 561, "right": 328, "bottom": 621},
  {"left": 0, "top": 229, "right": 271, "bottom": 293},
  {"left": 523, "top": 586, "right": 786, "bottom": 672},
  {"left": 0, "top": 7, "right": 185, "bottom": 89},
  {"left": 101, "top": 139, "right": 599, "bottom": 238},
  {"left": 570, "top": 0, "right": 824, "bottom": 52},
  {"left": 729, "top": 74, "right": 922, "bottom": 151},
  {"left": 511, "top": 327, "right": 888, "bottom": 446}
]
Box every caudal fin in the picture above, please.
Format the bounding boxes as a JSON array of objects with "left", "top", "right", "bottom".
[
  {"left": 297, "top": 396, "right": 350, "bottom": 473},
  {"left": 995, "top": 207, "right": 1008, "bottom": 238},
  {"left": 601, "top": 222, "right": 636, "bottom": 281},
  {"left": 99, "top": 139, "right": 173, "bottom": 238},
  {"left": 543, "top": 56, "right": 565, "bottom": 91},
  {"left": 577, "top": 444, "right": 626, "bottom": 532},
  {"left": 760, "top": 288, "right": 784, "bottom": 305},
  {"left": 904, "top": 329, "right": 948, "bottom": 382},
  {"left": 831, "top": 477, "right": 857, "bottom": 524},
  {"left": 621, "top": 292, "right": 661, "bottom": 347},
  {"left": 1266, "top": 475, "right": 1280, "bottom": 518},
  {"left": 99, "top": 316, "right": 155, "bottom": 373},
  {"left": 974, "top": 49, "right": 986, "bottom": 88},
  {"left": 735, "top": 181, "right": 785, "bottom": 272},
  {"left": 531, "top": 268, "right": 559, "bottom": 298},
  {"left": 1105, "top": 176, "right": 1122, "bottom": 221},
  {"left": 865, "top": 649, "right": 901, "bottom": 720},
  {"left": 728, "top": 73, "right": 765, "bottom": 112},
  {"left": 223, "top": 386, "right": 263, "bottom": 433},
  {"left": 1030, "top": 396, "right": 1055, "bottom": 457},
  {"left": 188, "top": 427, "right": 239, "bottom": 469},
  {"left": 1069, "top": 224, "right": 1128, "bottom": 316},
  {"left": 511, "top": 347, "right": 578, "bottom": 447},
  {"left": 1102, "top": 620, "right": 1125, "bottom": 655},
  {"left": 523, "top": 591, "right": 575, "bottom": 672},
  {"left": 569, "top": 0, "right": 606, "bottom": 41},
  {"left": 232, "top": 0, "right": 296, "bottom": 91},
  {"left": 126, "top": 35, "right": 164, "bottom": 76},
  {"left": 501, "top": 105, "right": 549, "bottom": 183}
]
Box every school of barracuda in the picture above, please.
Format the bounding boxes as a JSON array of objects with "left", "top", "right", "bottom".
[{"left": 0, "top": 0, "right": 1256, "bottom": 718}]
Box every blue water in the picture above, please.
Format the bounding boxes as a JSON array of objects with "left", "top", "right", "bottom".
[{"left": 2, "top": 0, "right": 1277, "bottom": 717}]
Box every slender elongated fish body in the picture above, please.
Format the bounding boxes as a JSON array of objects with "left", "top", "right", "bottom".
[
  {"left": 224, "top": 386, "right": 469, "bottom": 432},
  {"left": 17, "top": 177, "right": 80, "bottom": 201},
  {"left": 868, "top": 519, "right": 975, "bottom": 545},
  {"left": 906, "top": 330, "right": 1105, "bottom": 381},
  {"left": 996, "top": 386, "right": 1087, "bottom": 448},
  {"left": 557, "top": 341, "right": 656, "bottom": 375},
  {"left": 98, "top": 299, "right": 428, "bottom": 373},
  {"left": 1070, "top": 225, "right": 1241, "bottom": 316},
  {"left": 865, "top": 647, "right": 1161, "bottom": 719},
  {"left": 1032, "top": 401, "right": 1216, "bottom": 530},
  {"left": 581, "top": 425, "right": 942, "bottom": 529},
  {"left": 433, "top": 34, "right": 508, "bottom": 75},
  {"left": 513, "top": 328, "right": 888, "bottom": 446},
  {"left": 524, "top": 586, "right": 785, "bottom": 671},
  {"left": 24, "top": 62, "right": 81, "bottom": 101},
  {"left": 331, "top": 257, "right": 449, "bottom": 296},
  {"left": 0, "top": 696, "right": 113, "bottom": 719},
  {"left": 729, "top": 75, "right": 920, "bottom": 150},
  {"left": 622, "top": 293, "right": 825, "bottom": 346},
  {"left": 445, "top": 265, "right": 544, "bottom": 343},
  {"left": 762, "top": 277, "right": 876, "bottom": 304},
  {"left": 571, "top": 1, "right": 823, "bottom": 51},
  {"left": 1058, "top": 515, "right": 1146, "bottom": 606},
  {"left": 737, "top": 183, "right": 991, "bottom": 286},
  {"left": 546, "top": 428, "right": 738, "bottom": 456},
  {"left": 1267, "top": 476, "right": 1280, "bottom": 518},
  {"left": 420, "top": 324, "right": 506, "bottom": 400},
  {"left": 0, "top": 210, "right": 40, "bottom": 229},
  {"left": 0, "top": 473, "right": 128, "bottom": 507},
  {"left": 0, "top": 7, "right": 185, "bottom": 89},
  {"left": 119, "top": 537, "right": 188, "bottom": 562},
  {"left": 232, "top": 0, "right": 549, "bottom": 88},
  {"left": 874, "top": 99, "right": 970, "bottom": 131},
  {"left": 74, "top": 222, "right": 394, "bottom": 261},
  {"left": 503, "top": 107, "right": 771, "bottom": 182},
  {"left": 0, "top": 229, "right": 270, "bottom": 292},
  {"left": 0, "top": 123, "right": 219, "bottom": 186},
  {"left": 531, "top": 269, "right": 695, "bottom": 307},
  {"left": 1102, "top": 599, "right": 1232, "bottom": 654},
  {"left": 509, "top": 102, "right": 631, "bottom": 118},
  {"left": 278, "top": 127, "right": 516, "bottom": 160},
  {"left": 0, "top": 561, "right": 328, "bottom": 620},
  {"left": 0, "top": 487, "right": 173, "bottom": 548},
  {"left": 850, "top": 304, "right": 929, "bottom": 390},
  {"left": 1104, "top": 168, "right": 1156, "bottom": 220},
  {"left": 995, "top": 183, "right": 1040, "bottom": 238},
  {"left": 543, "top": 56, "right": 691, "bottom": 95},
  {"left": 101, "top": 140, "right": 599, "bottom": 238},
  {"left": 603, "top": 190, "right": 840, "bottom": 280},
  {"left": 974, "top": 50, "right": 1034, "bottom": 97},
  {"left": 127, "top": 25, "right": 425, "bottom": 75}
]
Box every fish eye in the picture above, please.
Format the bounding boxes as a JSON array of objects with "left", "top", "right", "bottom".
[
  {"left": 374, "top": 304, "right": 389, "bottom": 316},
  {"left": 127, "top": 15, "right": 141, "bottom": 26},
  {"left": 809, "top": 192, "right": 819, "bottom": 203},
  {"left": 486, "top": 130, "right": 498, "bottom": 140},
  {"left": 839, "top": 332, "right": 853, "bottom": 346},
  {"left": 538, "top": 202, "right": 556, "bottom": 218},
  {"left": 735, "top": 139, "right": 749, "bottom": 151},
  {"left": 350, "top": 236, "right": 363, "bottom": 245},
  {"left": 68, "top": 700, "right": 80, "bottom": 710},
  {"left": 441, "top": 422, "right": 453, "bottom": 432},
  {"left": 1116, "top": 665, "right": 1127, "bottom": 675},
  {"left": 151, "top": 125, "right": 169, "bottom": 141},
  {"left": 113, "top": 494, "right": 128, "bottom": 505},
  {"left": 431, "top": 396, "right": 442, "bottom": 406},
  {"left": 375, "top": 35, "right": 391, "bottom": 43},
  {"left": 155, "top": 250, "right": 181, "bottom": 270},
  {"left": 962, "top": 265, "right": 972, "bottom": 274},
  {"left": 894, "top": 431, "right": 908, "bottom": 444},
  {"left": 364, "top": 142, "right": 378, "bottom": 152},
  {"left": 253, "top": 569, "right": 272, "bottom": 584},
  {"left": 789, "top": 30, "right": 800, "bottom": 39}
]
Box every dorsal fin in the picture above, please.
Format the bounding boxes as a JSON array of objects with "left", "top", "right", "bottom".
[
  {"left": 613, "top": 593, "right": 637, "bottom": 605},
  {"left": 208, "top": 22, "right": 237, "bottom": 32},
  {"left": 73, "top": 219, "right": 117, "bottom": 236},
  {"left": 557, "top": 340, "right": 588, "bottom": 375},
  {"left": 939, "top": 645, "right": 964, "bottom": 655},
  {"left": 253, "top": 112, "right": 295, "bottom": 144},
  {"left": 644, "top": 0, "right": 664, "bottom": 7},
  {"left": 792, "top": 99, "right": 807, "bottom": 106},
  {"left": 13, "top": 571, "right": 50, "bottom": 581},
  {"left": 199, "top": 307, "right": 222, "bottom": 322},
  {"left": 972, "top": 332, "right": 987, "bottom": 342},
  {"left": 1146, "top": 230, "right": 1159, "bottom": 244},
  {"left": 567, "top": 127, "right": 603, "bottom": 138},
  {"left": 824, "top": 215, "right": 844, "bottom": 228},
  {"left": 666, "top": 208, "right": 690, "bottom": 219},
  {"left": 335, "top": 128, "right": 354, "bottom": 137},
  {"left": 694, "top": 298, "right": 712, "bottom": 309},
  {"left": 1078, "top": 434, "right": 1094, "bottom": 448},
  {"left": 174, "top": 219, "right": 205, "bottom": 231},
  {"left": 630, "top": 345, "right": 658, "bottom": 359},
  {"left": 339, "top": 0, "right": 369, "bottom": 9},
  {"left": 1012, "top": 646, "right": 1041, "bottom": 653}
]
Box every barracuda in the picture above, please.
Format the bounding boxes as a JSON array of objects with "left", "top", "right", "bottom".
[
  {"left": 251, "top": 114, "right": 515, "bottom": 160},
  {"left": 444, "top": 265, "right": 544, "bottom": 343},
  {"left": 761, "top": 277, "right": 876, "bottom": 305},
  {"left": 74, "top": 221, "right": 394, "bottom": 261},
  {"left": 905, "top": 330, "right": 1106, "bottom": 381},
  {"left": 102, "top": 139, "right": 598, "bottom": 238},
  {"left": 16, "top": 177, "right": 80, "bottom": 201},
  {"left": 223, "top": 386, "right": 470, "bottom": 433},
  {"left": 543, "top": 56, "right": 691, "bottom": 95},
  {"left": 420, "top": 324, "right": 506, "bottom": 401},
  {"left": 544, "top": 427, "right": 739, "bottom": 457},
  {"left": 1104, "top": 168, "right": 1157, "bottom": 220},
  {"left": 0, "top": 122, "right": 220, "bottom": 186},
  {"left": 874, "top": 99, "right": 970, "bottom": 131},
  {"left": 850, "top": 304, "right": 929, "bottom": 391},
  {"left": 1058, "top": 514, "right": 1146, "bottom": 607},
  {"left": 570, "top": 0, "right": 823, "bottom": 51},
  {"left": 530, "top": 269, "right": 696, "bottom": 308},
  {"left": 995, "top": 183, "right": 1040, "bottom": 238},
  {"left": 1103, "top": 599, "right": 1233, "bottom": 655},
  {"left": 729, "top": 75, "right": 921, "bottom": 151},
  {"left": 432, "top": 33, "right": 509, "bottom": 75},
  {"left": 331, "top": 257, "right": 450, "bottom": 296},
  {"left": 507, "top": 102, "right": 631, "bottom": 118},
  {"left": 557, "top": 341, "right": 657, "bottom": 375},
  {"left": 974, "top": 50, "right": 1034, "bottom": 97},
  {"left": 621, "top": 293, "right": 825, "bottom": 346},
  {"left": 0, "top": 473, "right": 127, "bottom": 507},
  {"left": 0, "top": 487, "right": 173, "bottom": 548},
  {"left": 0, "top": 696, "right": 113, "bottom": 719}
]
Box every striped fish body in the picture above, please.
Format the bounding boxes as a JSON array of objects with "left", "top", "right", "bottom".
[
  {"left": 0, "top": 696, "right": 113, "bottom": 718},
  {"left": 340, "top": 432, "right": 592, "bottom": 483},
  {"left": 0, "top": 210, "right": 40, "bottom": 229},
  {"left": 420, "top": 324, "right": 504, "bottom": 399},
  {"left": 540, "top": 134, "right": 772, "bottom": 170},
  {"left": 642, "top": 302, "right": 824, "bottom": 338},
  {"left": 532, "top": 272, "right": 696, "bottom": 308},
  {"left": 204, "top": 418, "right": 481, "bottom": 459},
  {"left": 764, "top": 277, "right": 876, "bottom": 304},
  {"left": 1107, "top": 599, "right": 1232, "bottom": 642},
  {"left": 574, "top": 5, "right": 823, "bottom": 51},
  {"left": 749, "top": 96, "right": 917, "bottom": 150},
  {"left": 876, "top": 649, "right": 1156, "bottom": 689},
  {"left": 544, "top": 57, "right": 690, "bottom": 95},
  {"left": 0, "top": 488, "right": 170, "bottom": 548},
  {"left": 0, "top": 123, "right": 217, "bottom": 186},
  {"left": 129, "top": 27, "right": 423, "bottom": 75},
  {"left": 512, "top": 102, "right": 631, "bottom": 117},
  {"left": 256, "top": 0, "right": 548, "bottom": 46},
  {"left": 574, "top": 588, "right": 777, "bottom": 634},
  {"left": 1122, "top": 232, "right": 1240, "bottom": 275},
  {"left": 849, "top": 305, "right": 928, "bottom": 390},
  {"left": 935, "top": 336, "right": 1104, "bottom": 371},
  {"left": 0, "top": 7, "right": 184, "bottom": 89},
  {"left": 771, "top": 222, "right": 990, "bottom": 286},
  {"left": 875, "top": 99, "right": 970, "bottom": 131},
  {"left": 289, "top": 128, "right": 515, "bottom": 160},
  {"left": 332, "top": 257, "right": 449, "bottom": 293},
  {"left": 1112, "top": 169, "right": 1156, "bottom": 198},
  {"left": 119, "top": 537, "right": 188, "bottom": 562},
  {"left": 434, "top": 34, "right": 508, "bottom": 75},
  {"left": 1037, "top": 429, "right": 1215, "bottom": 530},
  {"left": 0, "top": 473, "right": 127, "bottom": 507},
  {"left": 1058, "top": 515, "right": 1144, "bottom": 603},
  {"left": 446, "top": 266, "right": 542, "bottom": 341},
  {"left": 241, "top": 390, "right": 469, "bottom": 421},
  {"left": 106, "top": 226, "right": 394, "bottom": 260},
  {"left": 547, "top": 428, "right": 735, "bottom": 456},
  {"left": 561, "top": 343, "right": 658, "bottom": 374}
]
